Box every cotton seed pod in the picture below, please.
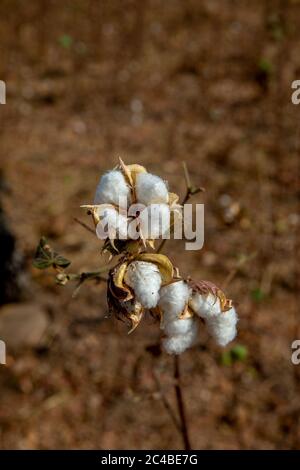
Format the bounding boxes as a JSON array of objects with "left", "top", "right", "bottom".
[
  {"left": 94, "top": 170, "right": 131, "bottom": 208},
  {"left": 135, "top": 253, "right": 174, "bottom": 284},
  {"left": 189, "top": 292, "right": 222, "bottom": 319},
  {"left": 139, "top": 203, "right": 171, "bottom": 239},
  {"left": 135, "top": 172, "right": 169, "bottom": 206},
  {"left": 162, "top": 320, "right": 198, "bottom": 355},
  {"left": 159, "top": 280, "right": 190, "bottom": 320},
  {"left": 206, "top": 306, "right": 238, "bottom": 346},
  {"left": 188, "top": 278, "right": 232, "bottom": 317},
  {"left": 124, "top": 261, "right": 162, "bottom": 309},
  {"left": 95, "top": 206, "right": 128, "bottom": 240},
  {"left": 163, "top": 317, "right": 194, "bottom": 336}
]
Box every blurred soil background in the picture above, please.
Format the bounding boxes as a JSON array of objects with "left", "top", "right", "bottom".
[{"left": 0, "top": 0, "right": 299, "bottom": 449}]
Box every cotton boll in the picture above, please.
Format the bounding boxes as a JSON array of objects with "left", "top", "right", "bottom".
[
  {"left": 159, "top": 281, "right": 190, "bottom": 320},
  {"left": 124, "top": 261, "right": 162, "bottom": 309},
  {"left": 96, "top": 207, "right": 128, "bottom": 240},
  {"left": 136, "top": 172, "right": 169, "bottom": 205},
  {"left": 163, "top": 317, "right": 194, "bottom": 336},
  {"left": 94, "top": 170, "right": 131, "bottom": 208},
  {"left": 139, "top": 204, "right": 170, "bottom": 239},
  {"left": 189, "top": 292, "right": 222, "bottom": 319},
  {"left": 207, "top": 307, "right": 238, "bottom": 346},
  {"left": 162, "top": 321, "right": 198, "bottom": 355}
]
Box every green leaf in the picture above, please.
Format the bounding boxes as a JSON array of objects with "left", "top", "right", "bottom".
[
  {"left": 58, "top": 34, "right": 73, "bottom": 49},
  {"left": 33, "top": 237, "right": 71, "bottom": 270},
  {"left": 231, "top": 344, "right": 248, "bottom": 362},
  {"left": 258, "top": 58, "right": 273, "bottom": 75},
  {"left": 220, "top": 344, "right": 248, "bottom": 367},
  {"left": 251, "top": 287, "right": 265, "bottom": 302},
  {"left": 220, "top": 351, "right": 232, "bottom": 367}
]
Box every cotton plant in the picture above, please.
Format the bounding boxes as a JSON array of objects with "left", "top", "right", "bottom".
[
  {"left": 33, "top": 159, "right": 239, "bottom": 450},
  {"left": 90, "top": 160, "right": 238, "bottom": 353},
  {"left": 34, "top": 159, "right": 238, "bottom": 355}
]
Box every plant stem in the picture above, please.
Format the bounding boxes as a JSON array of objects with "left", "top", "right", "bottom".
[{"left": 174, "top": 355, "right": 192, "bottom": 450}]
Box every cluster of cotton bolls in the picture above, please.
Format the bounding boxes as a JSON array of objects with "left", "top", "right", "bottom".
[
  {"left": 122, "top": 260, "right": 238, "bottom": 355},
  {"left": 89, "top": 160, "right": 238, "bottom": 355},
  {"left": 93, "top": 162, "right": 178, "bottom": 243}
]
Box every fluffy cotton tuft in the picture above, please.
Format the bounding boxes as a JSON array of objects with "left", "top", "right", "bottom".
[
  {"left": 163, "top": 317, "right": 194, "bottom": 336},
  {"left": 139, "top": 203, "right": 170, "bottom": 239},
  {"left": 95, "top": 206, "right": 128, "bottom": 240},
  {"left": 124, "top": 261, "right": 162, "bottom": 309},
  {"left": 189, "top": 292, "right": 222, "bottom": 319},
  {"left": 135, "top": 172, "right": 169, "bottom": 206},
  {"left": 162, "top": 321, "right": 198, "bottom": 355},
  {"left": 94, "top": 170, "right": 131, "bottom": 208},
  {"left": 159, "top": 281, "right": 190, "bottom": 320},
  {"left": 206, "top": 307, "right": 238, "bottom": 346}
]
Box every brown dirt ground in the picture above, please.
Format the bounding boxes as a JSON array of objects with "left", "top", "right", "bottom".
[{"left": 0, "top": 0, "right": 299, "bottom": 449}]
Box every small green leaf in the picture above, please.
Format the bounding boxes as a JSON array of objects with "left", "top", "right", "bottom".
[
  {"left": 220, "top": 351, "right": 232, "bottom": 367},
  {"left": 59, "top": 34, "right": 73, "bottom": 49},
  {"left": 258, "top": 58, "right": 273, "bottom": 75},
  {"left": 231, "top": 344, "right": 248, "bottom": 362},
  {"left": 251, "top": 287, "right": 265, "bottom": 302},
  {"left": 33, "top": 237, "right": 71, "bottom": 270}
]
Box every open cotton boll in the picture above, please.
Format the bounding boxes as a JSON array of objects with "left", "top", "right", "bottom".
[
  {"left": 189, "top": 292, "right": 222, "bottom": 319},
  {"left": 163, "top": 317, "right": 194, "bottom": 336},
  {"left": 159, "top": 280, "right": 190, "bottom": 320},
  {"left": 162, "top": 321, "right": 198, "bottom": 355},
  {"left": 124, "top": 261, "right": 162, "bottom": 309},
  {"left": 94, "top": 170, "right": 131, "bottom": 208},
  {"left": 96, "top": 207, "right": 128, "bottom": 240},
  {"left": 139, "top": 203, "right": 170, "bottom": 239},
  {"left": 206, "top": 307, "right": 238, "bottom": 346},
  {"left": 135, "top": 172, "right": 169, "bottom": 206}
]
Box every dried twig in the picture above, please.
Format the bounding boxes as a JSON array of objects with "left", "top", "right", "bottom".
[
  {"left": 174, "top": 355, "right": 191, "bottom": 450},
  {"left": 73, "top": 217, "right": 95, "bottom": 235}
]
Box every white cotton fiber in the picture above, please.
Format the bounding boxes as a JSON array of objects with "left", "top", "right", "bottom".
[
  {"left": 96, "top": 206, "right": 128, "bottom": 240},
  {"left": 139, "top": 203, "right": 170, "bottom": 239},
  {"left": 206, "top": 307, "right": 238, "bottom": 347},
  {"left": 94, "top": 170, "right": 131, "bottom": 208},
  {"left": 159, "top": 280, "right": 190, "bottom": 320},
  {"left": 124, "top": 261, "right": 162, "bottom": 309},
  {"left": 189, "top": 292, "right": 222, "bottom": 319},
  {"left": 162, "top": 320, "right": 198, "bottom": 355},
  {"left": 135, "top": 172, "right": 169, "bottom": 206},
  {"left": 163, "top": 317, "right": 194, "bottom": 336}
]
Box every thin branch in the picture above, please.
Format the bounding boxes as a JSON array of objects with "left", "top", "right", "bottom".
[
  {"left": 56, "top": 267, "right": 109, "bottom": 288},
  {"left": 221, "top": 252, "right": 257, "bottom": 290},
  {"left": 152, "top": 369, "right": 182, "bottom": 433},
  {"left": 174, "top": 355, "right": 192, "bottom": 450},
  {"left": 73, "top": 217, "right": 95, "bottom": 235}
]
